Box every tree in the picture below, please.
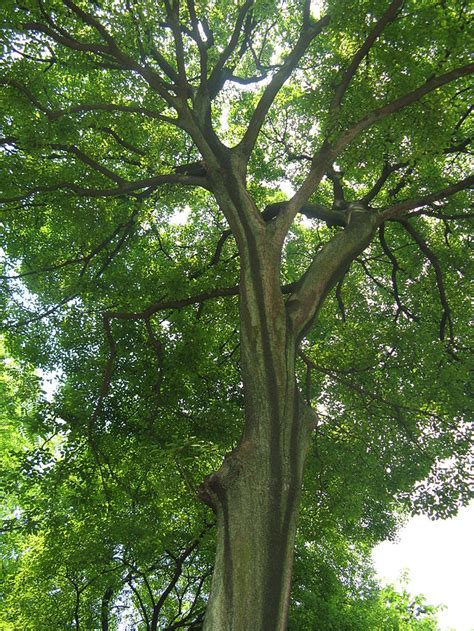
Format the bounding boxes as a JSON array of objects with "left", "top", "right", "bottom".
[{"left": 0, "top": 0, "right": 472, "bottom": 628}]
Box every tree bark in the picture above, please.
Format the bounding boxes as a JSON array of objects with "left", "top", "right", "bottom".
[
  {"left": 100, "top": 587, "right": 114, "bottom": 631},
  {"left": 200, "top": 228, "right": 315, "bottom": 630},
  {"left": 199, "top": 163, "right": 377, "bottom": 630},
  {"left": 200, "top": 396, "right": 313, "bottom": 630}
]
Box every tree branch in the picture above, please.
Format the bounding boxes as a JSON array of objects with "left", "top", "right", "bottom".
[
  {"left": 8, "top": 294, "right": 78, "bottom": 330},
  {"left": 362, "top": 161, "right": 409, "bottom": 204},
  {"left": 1, "top": 78, "right": 179, "bottom": 125},
  {"left": 236, "top": 14, "right": 330, "bottom": 160},
  {"left": 335, "top": 277, "right": 346, "bottom": 322},
  {"left": 51, "top": 144, "right": 126, "bottom": 184},
  {"left": 27, "top": 2, "right": 182, "bottom": 108},
  {"left": 378, "top": 175, "right": 474, "bottom": 221},
  {"left": 105, "top": 280, "right": 298, "bottom": 323},
  {"left": 262, "top": 200, "right": 347, "bottom": 227},
  {"left": 126, "top": 576, "right": 151, "bottom": 629},
  {"left": 88, "top": 315, "right": 117, "bottom": 439},
  {"left": 285, "top": 210, "right": 378, "bottom": 339},
  {"left": 330, "top": 0, "right": 404, "bottom": 111},
  {"left": 274, "top": 64, "right": 473, "bottom": 239},
  {"left": 399, "top": 220, "right": 454, "bottom": 342},
  {"left": 298, "top": 350, "right": 448, "bottom": 444},
  {"left": 207, "top": 0, "right": 255, "bottom": 96},
  {"left": 0, "top": 173, "right": 209, "bottom": 204},
  {"left": 335, "top": 63, "right": 474, "bottom": 154},
  {"left": 151, "top": 534, "right": 204, "bottom": 628},
  {"left": 97, "top": 127, "right": 146, "bottom": 156},
  {"left": 185, "top": 0, "right": 210, "bottom": 86},
  {"left": 22, "top": 19, "right": 109, "bottom": 55},
  {"left": 144, "top": 318, "right": 164, "bottom": 395},
  {"left": 326, "top": 166, "right": 346, "bottom": 207},
  {"left": 357, "top": 257, "right": 390, "bottom": 294},
  {"left": 162, "top": 0, "right": 189, "bottom": 95},
  {"left": 50, "top": 102, "right": 177, "bottom": 124},
  {"left": 1, "top": 211, "right": 137, "bottom": 281},
  {"left": 378, "top": 223, "right": 418, "bottom": 322}
]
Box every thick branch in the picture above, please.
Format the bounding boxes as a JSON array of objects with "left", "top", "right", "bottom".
[
  {"left": 300, "top": 204, "right": 346, "bottom": 225},
  {"left": 410, "top": 207, "right": 474, "bottom": 221},
  {"left": 326, "top": 167, "right": 346, "bottom": 207},
  {"left": 378, "top": 175, "right": 474, "bottom": 222},
  {"left": 62, "top": 0, "right": 119, "bottom": 48},
  {"left": 236, "top": 14, "right": 330, "bottom": 160},
  {"left": 362, "top": 161, "right": 408, "bottom": 204},
  {"left": 335, "top": 63, "right": 474, "bottom": 153},
  {"left": 105, "top": 280, "right": 298, "bottom": 323},
  {"left": 207, "top": 0, "right": 255, "bottom": 96},
  {"left": 263, "top": 200, "right": 346, "bottom": 227},
  {"left": 163, "top": 0, "right": 188, "bottom": 94},
  {"left": 330, "top": 0, "right": 404, "bottom": 110},
  {"left": 101, "top": 587, "right": 114, "bottom": 631},
  {"left": 51, "top": 144, "right": 125, "bottom": 184},
  {"left": 209, "top": 229, "right": 232, "bottom": 266},
  {"left": 286, "top": 210, "right": 378, "bottom": 339},
  {"left": 186, "top": 0, "right": 210, "bottom": 86},
  {"left": 22, "top": 19, "right": 109, "bottom": 54},
  {"left": 106, "top": 287, "right": 240, "bottom": 322}
]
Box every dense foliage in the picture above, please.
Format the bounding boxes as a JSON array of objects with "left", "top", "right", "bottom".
[
  {"left": 1, "top": 0, "right": 472, "bottom": 627},
  {"left": 0, "top": 346, "right": 447, "bottom": 628}
]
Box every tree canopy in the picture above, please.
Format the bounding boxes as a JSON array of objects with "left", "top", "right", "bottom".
[{"left": 0, "top": 0, "right": 472, "bottom": 628}]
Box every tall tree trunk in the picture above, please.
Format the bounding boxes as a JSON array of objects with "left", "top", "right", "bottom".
[
  {"left": 100, "top": 587, "right": 114, "bottom": 631},
  {"left": 200, "top": 239, "right": 314, "bottom": 630},
  {"left": 201, "top": 397, "right": 312, "bottom": 630},
  {"left": 198, "top": 156, "right": 377, "bottom": 628}
]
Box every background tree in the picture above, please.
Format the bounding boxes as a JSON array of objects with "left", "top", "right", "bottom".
[{"left": 0, "top": 0, "right": 472, "bottom": 628}]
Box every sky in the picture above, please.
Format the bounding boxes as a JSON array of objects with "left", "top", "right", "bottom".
[{"left": 373, "top": 502, "right": 474, "bottom": 631}]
